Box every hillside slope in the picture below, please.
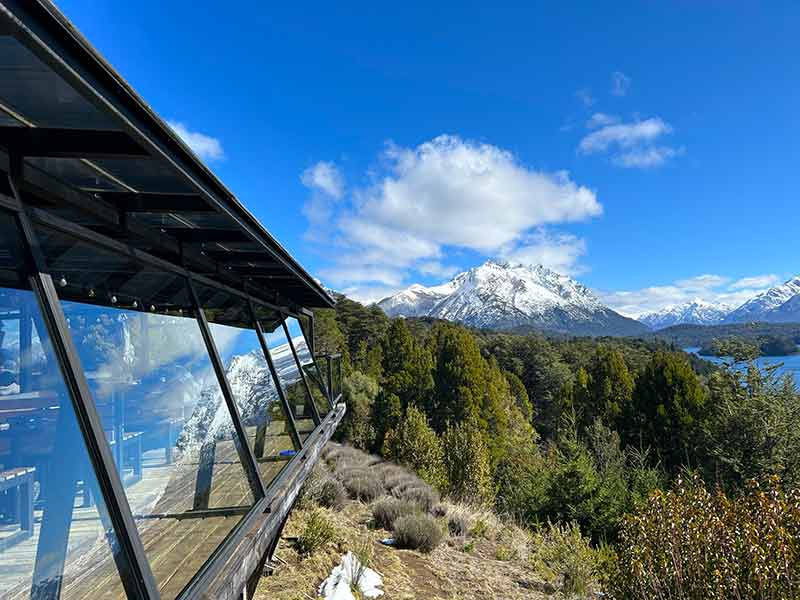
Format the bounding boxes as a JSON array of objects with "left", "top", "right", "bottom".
[{"left": 255, "top": 444, "right": 590, "bottom": 600}]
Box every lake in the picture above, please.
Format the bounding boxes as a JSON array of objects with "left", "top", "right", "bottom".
[{"left": 684, "top": 346, "right": 800, "bottom": 380}]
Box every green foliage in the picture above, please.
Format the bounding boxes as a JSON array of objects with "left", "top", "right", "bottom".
[
  {"left": 332, "top": 293, "right": 389, "bottom": 361},
  {"left": 296, "top": 509, "right": 337, "bottom": 556},
  {"left": 704, "top": 358, "right": 800, "bottom": 488},
  {"left": 442, "top": 420, "right": 494, "bottom": 505},
  {"left": 337, "top": 371, "right": 379, "bottom": 450},
  {"left": 504, "top": 369, "right": 533, "bottom": 422},
  {"left": 586, "top": 346, "right": 634, "bottom": 429},
  {"left": 380, "top": 319, "right": 434, "bottom": 410},
  {"left": 627, "top": 351, "right": 707, "bottom": 472},
  {"left": 609, "top": 475, "right": 800, "bottom": 600},
  {"left": 382, "top": 406, "right": 447, "bottom": 490},
  {"left": 312, "top": 308, "right": 349, "bottom": 368},
  {"left": 429, "top": 323, "right": 489, "bottom": 432},
  {"left": 370, "top": 390, "right": 402, "bottom": 454},
  {"left": 531, "top": 521, "right": 598, "bottom": 598}
]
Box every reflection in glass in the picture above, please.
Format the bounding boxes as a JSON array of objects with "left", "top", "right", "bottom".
[
  {"left": 0, "top": 215, "right": 127, "bottom": 599},
  {"left": 256, "top": 310, "right": 317, "bottom": 440},
  {"left": 285, "top": 316, "right": 331, "bottom": 417},
  {"left": 194, "top": 282, "right": 299, "bottom": 489},
  {"left": 35, "top": 226, "right": 257, "bottom": 600}
]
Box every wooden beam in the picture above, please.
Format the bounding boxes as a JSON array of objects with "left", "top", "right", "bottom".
[
  {"left": 0, "top": 127, "right": 148, "bottom": 159},
  {"left": 102, "top": 192, "right": 214, "bottom": 213},
  {"left": 165, "top": 228, "right": 250, "bottom": 243}
]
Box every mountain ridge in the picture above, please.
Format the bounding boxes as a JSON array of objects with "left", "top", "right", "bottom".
[
  {"left": 376, "top": 260, "right": 647, "bottom": 336},
  {"left": 639, "top": 298, "right": 733, "bottom": 330}
]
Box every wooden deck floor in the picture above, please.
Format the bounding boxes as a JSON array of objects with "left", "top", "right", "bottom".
[{"left": 1, "top": 423, "right": 296, "bottom": 600}]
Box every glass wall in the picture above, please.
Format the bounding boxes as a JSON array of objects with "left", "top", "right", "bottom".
[
  {"left": 193, "top": 283, "right": 299, "bottom": 490},
  {"left": 284, "top": 316, "right": 331, "bottom": 417},
  {"left": 253, "top": 306, "right": 318, "bottom": 440},
  {"left": 0, "top": 213, "right": 128, "bottom": 599},
  {"left": 33, "top": 225, "right": 258, "bottom": 600}
]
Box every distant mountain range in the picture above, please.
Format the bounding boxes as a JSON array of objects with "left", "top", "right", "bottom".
[
  {"left": 638, "top": 299, "right": 732, "bottom": 330},
  {"left": 723, "top": 276, "right": 800, "bottom": 324},
  {"left": 638, "top": 276, "right": 800, "bottom": 330},
  {"left": 376, "top": 262, "right": 800, "bottom": 336},
  {"left": 376, "top": 260, "right": 647, "bottom": 336}
]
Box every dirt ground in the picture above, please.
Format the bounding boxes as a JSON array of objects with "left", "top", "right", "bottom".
[{"left": 254, "top": 499, "right": 558, "bottom": 600}]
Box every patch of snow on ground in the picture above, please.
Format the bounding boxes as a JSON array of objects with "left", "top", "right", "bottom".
[{"left": 319, "top": 551, "right": 384, "bottom": 599}]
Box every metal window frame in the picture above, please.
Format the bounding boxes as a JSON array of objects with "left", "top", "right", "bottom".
[
  {"left": 1, "top": 174, "right": 345, "bottom": 600},
  {"left": 4, "top": 159, "right": 160, "bottom": 600},
  {"left": 185, "top": 275, "right": 266, "bottom": 502},
  {"left": 281, "top": 318, "right": 322, "bottom": 427},
  {"left": 247, "top": 296, "right": 303, "bottom": 452},
  {"left": 284, "top": 312, "right": 335, "bottom": 411}
]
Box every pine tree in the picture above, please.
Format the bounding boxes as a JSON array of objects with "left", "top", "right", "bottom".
[
  {"left": 587, "top": 346, "right": 634, "bottom": 430},
  {"left": 380, "top": 319, "right": 433, "bottom": 410},
  {"left": 629, "top": 351, "right": 706, "bottom": 472}
]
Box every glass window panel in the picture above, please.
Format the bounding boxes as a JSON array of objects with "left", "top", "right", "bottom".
[
  {"left": 0, "top": 213, "right": 128, "bottom": 599},
  {"left": 195, "top": 283, "right": 298, "bottom": 489},
  {"left": 34, "top": 226, "right": 257, "bottom": 600},
  {"left": 253, "top": 306, "right": 317, "bottom": 441},
  {"left": 285, "top": 316, "right": 331, "bottom": 418}
]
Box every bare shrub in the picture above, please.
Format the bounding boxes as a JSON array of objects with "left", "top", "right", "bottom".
[
  {"left": 447, "top": 511, "right": 470, "bottom": 537},
  {"left": 342, "top": 471, "right": 384, "bottom": 502},
  {"left": 397, "top": 485, "right": 439, "bottom": 513},
  {"left": 385, "top": 473, "right": 421, "bottom": 495},
  {"left": 317, "top": 477, "right": 347, "bottom": 510},
  {"left": 431, "top": 504, "right": 448, "bottom": 518},
  {"left": 393, "top": 514, "right": 444, "bottom": 553},
  {"left": 372, "top": 498, "right": 418, "bottom": 530}
]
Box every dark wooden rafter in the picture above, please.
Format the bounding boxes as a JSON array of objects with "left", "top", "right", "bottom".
[
  {"left": 101, "top": 192, "right": 214, "bottom": 213},
  {"left": 165, "top": 228, "right": 250, "bottom": 243},
  {"left": 0, "top": 126, "right": 148, "bottom": 159}
]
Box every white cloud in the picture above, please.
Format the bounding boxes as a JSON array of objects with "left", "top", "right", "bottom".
[
  {"left": 730, "top": 274, "right": 780, "bottom": 290},
  {"left": 601, "top": 273, "right": 779, "bottom": 318},
  {"left": 611, "top": 71, "right": 631, "bottom": 96},
  {"left": 304, "top": 135, "right": 602, "bottom": 293},
  {"left": 417, "top": 261, "right": 459, "bottom": 278},
  {"left": 579, "top": 118, "right": 672, "bottom": 153},
  {"left": 167, "top": 121, "right": 224, "bottom": 161},
  {"left": 586, "top": 113, "right": 620, "bottom": 129},
  {"left": 579, "top": 117, "right": 681, "bottom": 169},
  {"left": 301, "top": 161, "right": 346, "bottom": 240},
  {"left": 301, "top": 161, "right": 344, "bottom": 199},
  {"left": 575, "top": 88, "right": 595, "bottom": 107},
  {"left": 500, "top": 230, "right": 588, "bottom": 276},
  {"left": 613, "top": 146, "right": 682, "bottom": 168}
]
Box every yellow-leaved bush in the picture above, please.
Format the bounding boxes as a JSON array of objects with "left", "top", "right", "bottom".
[{"left": 607, "top": 474, "right": 800, "bottom": 600}]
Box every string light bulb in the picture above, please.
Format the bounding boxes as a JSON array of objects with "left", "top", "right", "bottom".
[
  {"left": 88, "top": 288, "right": 96, "bottom": 299},
  {"left": 110, "top": 295, "right": 117, "bottom": 305},
  {"left": 58, "top": 276, "right": 67, "bottom": 288},
  {"left": 150, "top": 305, "right": 156, "bottom": 312},
  {"left": 132, "top": 300, "right": 139, "bottom": 309}
]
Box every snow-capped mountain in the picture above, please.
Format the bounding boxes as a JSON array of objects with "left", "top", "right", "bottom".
[
  {"left": 377, "top": 260, "right": 647, "bottom": 336},
  {"left": 725, "top": 276, "right": 800, "bottom": 323},
  {"left": 639, "top": 299, "right": 732, "bottom": 330}
]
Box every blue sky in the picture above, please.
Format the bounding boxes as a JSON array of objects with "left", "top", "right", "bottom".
[{"left": 58, "top": 1, "right": 800, "bottom": 315}]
